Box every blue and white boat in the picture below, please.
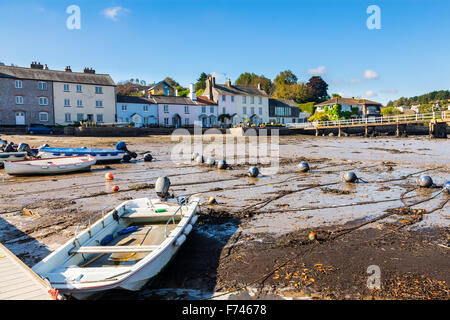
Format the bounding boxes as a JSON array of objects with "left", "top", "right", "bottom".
[
  {"left": 0, "top": 152, "right": 27, "bottom": 168},
  {"left": 38, "top": 142, "right": 132, "bottom": 163}
]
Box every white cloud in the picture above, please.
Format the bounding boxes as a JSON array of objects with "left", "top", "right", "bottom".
[
  {"left": 102, "top": 7, "right": 130, "bottom": 21},
  {"left": 307, "top": 66, "right": 327, "bottom": 75},
  {"left": 363, "top": 70, "right": 379, "bottom": 80},
  {"left": 365, "top": 90, "right": 377, "bottom": 98},
  {"left": 350, "top": 78, "right": 362, "bottom": 84},
  {"left": 380, "top": 88, "right": 398, "bottom": 94}
]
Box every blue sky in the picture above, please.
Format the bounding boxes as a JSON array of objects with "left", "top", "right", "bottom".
[{"left": 0, "top": 0, "right": 449, "bottom": 104}]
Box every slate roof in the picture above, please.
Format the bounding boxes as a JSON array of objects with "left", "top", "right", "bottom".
[
  {"left": 0, "top": 65, "right": 115, "bottom": 86},
  {"left": 117, "top": 95, "right": 153, "bottom": 104},
  {"left": 269, "top": 98, "right": 300, "bottom": 117},
  {"left": 213, "top": 84, "right": 268, "bottom": 97},
  {"left": 315, "top": 97, "right": 382, "bottom": 107}
]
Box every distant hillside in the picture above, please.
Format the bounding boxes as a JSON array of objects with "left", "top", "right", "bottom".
[{"left": 386, "top": 90, "right": 450, "bottom": 107}]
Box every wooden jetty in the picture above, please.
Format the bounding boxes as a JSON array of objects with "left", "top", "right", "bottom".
[
  {"left": 288, "top": 111, "right": 449, "bottom": 138},
  {"left": 0, "top": 243, "right": 54, "bottom": 300}
]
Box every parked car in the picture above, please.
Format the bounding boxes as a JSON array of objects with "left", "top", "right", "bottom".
[{"left": 26, "top": 124, "right": 55, "bottom": 135}]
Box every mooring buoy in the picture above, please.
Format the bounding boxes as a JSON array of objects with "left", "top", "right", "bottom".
[
  {"left": 206, "top": 158, "right": 216, "bottom": 166},
  {"left": 217, "top": 160, "right": 228, "bottom": 170},
  {"left": 343, "top": 171, "right": 358, "bottom": 183},
  {"left": 144, "top": 154, "right": 153, "bottom": 162},
  {"left": 195, "top": 155, "right": 204, "bottom": 164},
  {"left": 248, "top": 167, "right": 259, "bottom": 177},
  {"left": 443, "top": 181, "right": 450, "bottom": 194},
  {"left": 417, "top": 175, "right": 433, "bottom": 188},
  {"left": 298, "top": 161, "right": 310, "bottom": 172}
]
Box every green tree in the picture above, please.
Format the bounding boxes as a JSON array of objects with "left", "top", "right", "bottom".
[
  {"left": 235, "top": 72, "right": 274, "bottom": 95},
  {"left": 195, "top": 72, "right": 208, "bottom": 92},
  {"left": 306, "top": 76, "right": 329, "bottom": 102}
]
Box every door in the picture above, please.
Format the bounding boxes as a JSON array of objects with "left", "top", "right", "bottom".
[
  {"left": 87, "top": 114, "right": 94, "bottom": 122},
  {"left": 15, "top": 112, "right": 25, "bottom": 125}
]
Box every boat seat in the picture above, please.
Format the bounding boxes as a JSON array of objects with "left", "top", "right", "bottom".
[
  {"left": 70, "top": 245, "right": 160, "bottom": 255},
  {"left": 121, "top": 208, "right": 184, "bottom": 222}
]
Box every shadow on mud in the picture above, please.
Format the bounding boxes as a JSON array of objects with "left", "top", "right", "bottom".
[{"left": 99, "top": 215, "right": 241, "bottom": 300}]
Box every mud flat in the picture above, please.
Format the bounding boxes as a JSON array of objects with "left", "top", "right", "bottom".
[{"left": 0, "top": 134, "right": 449, "bottom": 300}]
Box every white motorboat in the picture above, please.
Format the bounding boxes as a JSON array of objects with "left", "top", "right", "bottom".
[
  {"left": 4, "top": 155, "right": 97, "bottom": 176},
  {"left": 32, "top": 195, "right": 200, "bottom": 299}
]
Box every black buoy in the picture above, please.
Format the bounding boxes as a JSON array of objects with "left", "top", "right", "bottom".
[
  {"left": 343, "top": 171, "right": 358, "bottom": 183},
  {"left": 298, "top": 161, "right": 310, "bottom": 172},
  {"left": 144, "top": 154, "right": 153, "bottom": 162},
  {"left": 417, "top": 175, "right": 433, "bottom": 188},
  {"left": 122, "top": 154, "right": 132, "bottom": 162},
  {"left": 248, "top": 167, "right": 259, "bottom": 177},
  {"left": 217, "top": 160, "right": 228, "bottom": 170}
]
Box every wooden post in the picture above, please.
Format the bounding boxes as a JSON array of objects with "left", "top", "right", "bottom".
[
  {"left": 396, "top": 123, "right": 400, "bottom": 137},
  {"left": 338, "top": 126, "right": 341, "bottom": 137},
  {"left": 365, "top": 125, "right": 368, "bottom": 137},
  {"left": 315, "top": 128, "right": 319, "bottom": 136}
]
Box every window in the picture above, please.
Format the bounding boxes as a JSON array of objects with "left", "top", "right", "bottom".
[
  {"left": 95, "top": 100, "right": 103, "bottom": 108},
  {"left": 242, "top": 96, "right": 247, "bottom": 104},
  {"left": 258, "top": 97, "right": 262, "bottom": 104},
  {"left": 15, "top": 80, "right": 22, "bottom": 89},
  {"left": 251, "top": 107, "right": 255, "bottom": 115},
  {"left": 201, "top": 106, "right": 206, "bottom": 113},
  {"left": 164, "top": 105, "right": 169, "bottom": 113},
  {"left": 210, "top": 107, "right": 214, "bottom": 114},
  {"left": 96, "top": 114, "right": 104, "bottom": 122},
  {"left": 164, "top": 118, "right": 169, "bottom": 125},
  {"left": 15, "top": 96, "right": 24, "bottom": 104},
  {"left": 243, "top": 107, "right": 247, "bottom": 115},
  {"left": 222, "top": 107, "right": 226, "bottom": 114},
  {"left": 65, "top": 113, "right": 72, "bottom": 122},
  {"left": 231, "top": 96, "right": 234, "bottom": 102},
  {"left": 222, "top": 95, "right": 226, "bottom": 102},
  {"left": 39, "top": 97, "right": 48, "bottom": 105},
  {"left": 39, "top": 112, "right": 49, "bottom": 122},
  {"left": 77, "top": 100, "right": 83, "bottom": 107},
  {"left": 250, "top": 97, "right": 255, "bottom": 104},
  {"left": 64, "top": 99, "right": 71, "bottom": 107},
  {"left": 122, "top": 105, "right": 127, "bottom": 111},
  {"left": 184, "top": 106, "right": 189, "bottom": 114},
  {"left": 64, "top": 84, "right": 70, "bottom": 92},
  {"left": 77, "top": 113, "right": 84, "bottom": 121},
  {"left": 95, "top": 87, "right": 103, "bottom": 94},
  {"left": 259, "top": 107, "right": 262, "bottom": 115},
  {"left": 185, "top": 118, "right": 189, "bottom": 125},
  {"left": 143, "top": 105, "right": 148, "bottom": 112},
  {"left": 76, "top": 85, "right": 82, "bottom": 93},
  {"left": 38, "top": 82, "right": 47, "bottom": 90}
]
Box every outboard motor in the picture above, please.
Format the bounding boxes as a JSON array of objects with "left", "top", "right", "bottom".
[
  {"left": 4, "top": 142, "right": 15, "bottom": 153},
  {"left": 298, "top": 161, "right": 310, "bottom": 172},
  {"left": 18, "top": 143, "right": 38, "bottom": 157},
  {"left": 343, "top": 171, "right": 358, "bottom": 183},
  {"left": 443, "top": 181, "right": 450, "bottom": 194},
  {"left": 417, "top": 175, "right": 433, "bottom": 188},
  {"left": 217, "top": 160, "right": 228, "bottom": 170},
  {"left": 155, "top": 176, "right": 171, "bottom": 200},
  {"left": 116, "top": 141, "right": 137, "bottom": 161},
  {"left": 0, "top": 139, "right": 7, "bottom": 150},
  {"left": 248, "top": 166, "right": 259, "bottom": 178}
]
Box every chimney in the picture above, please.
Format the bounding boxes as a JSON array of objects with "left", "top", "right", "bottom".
[
  {"left": 175, "top": 89, "right": 178, "bottom": 96},
  {"left": 65, "top": 66, "right": 72, "bottom": 72},
  {"left": 30, "top": 62, "right": 44, "bottom": 70},
  {"left": 212, "top": 77, "right": 216, "bottom": 87},
  {"left": 188, "top": 83, "right": 197, "bottom": 101},
  {"left": 257, "top": 83, "right": 262, "bottom": 90},
  {"left": 226, "top": 79, "right": 232, "bottom": 88},
  {"left": 83, "top": 67, "right": 96, "bottom": 74},
  {"left": 204, "top": 75, "right": 214, "bottom": 100}
]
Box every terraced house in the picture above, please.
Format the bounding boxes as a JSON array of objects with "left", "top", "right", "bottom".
[
  {"left": 0, "top": 63, "right": 116, "bottom": 127},
  {"left": 0, "top": 63, "right": 55, "bottom": 126},
  {"left": 202, "top": 75, "right": 270, "bottom": 126}
]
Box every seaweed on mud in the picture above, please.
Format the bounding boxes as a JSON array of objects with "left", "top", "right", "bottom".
[{"left": 320, "top": 187, "right": 354, "bottom": 195}]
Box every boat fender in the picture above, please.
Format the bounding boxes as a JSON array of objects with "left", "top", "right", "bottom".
[
  {"left": 183, "top": 224, "right": 193, "bottom": 236},
  {"left": 122, "top": 154, "right": 132, "bottom": 162},
  {"left": 117, "top": 226, "right": 139, "bottom": 236},
  {"left": 100, "top": 234, "right": 114, "bottom": 246},
  {"left": 298, "top": 161, "right": 310, "bottom": 172},
  {"left": 190, "top": 215, "right": 198, "bottom": 226},
  {"left": 174, "top": 234, "right": 187, "bottom": 247}
]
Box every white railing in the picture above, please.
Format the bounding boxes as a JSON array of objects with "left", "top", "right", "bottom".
[{"left": 288, "top": 111, "right": 449, "bottom": 129}]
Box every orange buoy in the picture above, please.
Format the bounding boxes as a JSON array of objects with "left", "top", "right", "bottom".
[
  {"left": 105, "top": 172, "right": 114, "bottom": 180},
  {"left": 112, "top": 185, "right": 119, "bottom": 192},
  {"left": 308, "top": 232, "right": 317, "bottom": 241}
]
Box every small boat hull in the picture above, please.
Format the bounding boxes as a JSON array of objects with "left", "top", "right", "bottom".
[
  {"left": 0, "top": 152, "right": 27, "bottom": 167},
  {"left": 32, "top": 197, "right": 199, "bottom": 300},
  {"left": 4, "top": 155, "right": 97, "bottom": 176},
  {"left": 39, "top": 147, "right": 125, "bottom": 162}
]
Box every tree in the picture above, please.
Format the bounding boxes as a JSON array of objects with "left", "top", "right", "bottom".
[
  {"left": 332, "top": 93, "right": 342, "bottom": 98},
  {"left": 195, "top": 72, "right": 208, "bottom": 92},
  {"left": 306, "top": 76, "right": 329, "bottom": 102},
  {"left": 234, "top": 72, "right": 274, "bottom": 95},
  {"left": 274, "top": 70, "right": 298, "bottom": 85}
]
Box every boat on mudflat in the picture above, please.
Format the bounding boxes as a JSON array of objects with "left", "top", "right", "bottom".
[
  {"left": 0, "top": 152, "right": 27, "bottom": 168},
  {"left": 32, "top": 192, "right": 200, "bottom": 300},
  {"left": 4, "top": 155, "right": 97, "bottom": 176},
  {"left": 38, "top": 142, "right": 136, "bottom": 163}
]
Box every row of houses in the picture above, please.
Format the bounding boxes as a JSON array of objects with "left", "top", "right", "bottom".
[{"left": 0, "top": 64, "right": 309, "bottom": 128}]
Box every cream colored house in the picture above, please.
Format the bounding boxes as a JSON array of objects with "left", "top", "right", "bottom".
[{"left": 53, "top": 67, "right": 116, "bottom": 125}]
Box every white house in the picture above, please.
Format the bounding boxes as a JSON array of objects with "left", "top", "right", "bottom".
[
  {"left": 116, "top": 95, "right": 158, "bottom": 127},
  {"left": 202, "top": 75, "right": 270, "bottom": 126},
  {"left": 53, "top": 67, "right": 116, "bottom": 125},
  {"left": 150, "top": 84, "right": 218, "bottom": 127}
]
